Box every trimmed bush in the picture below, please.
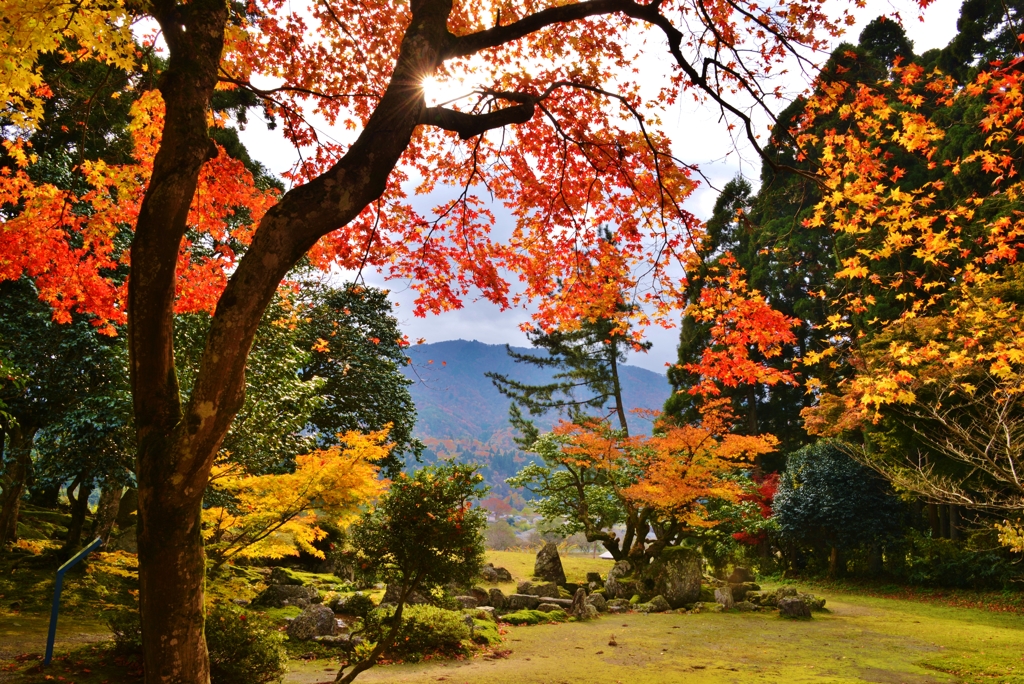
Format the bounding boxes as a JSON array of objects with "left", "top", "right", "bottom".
[
  {"left": 105, "top": 603, "right": 286, "bottom": 684},
  {"left": 500, "top": 609, "right": 568, "bottom": 626},
  {"left": 206, "top": 603, "right": 287, "bottom": 684},
  {"left": 106, "top": 608, "right": 143, "bottom": 655},
  {"left": 334, "top": 591, "right": 375, "bottom": 617},
  {"left": 365, "top": 604, "right": 471, "bottom": 662}
]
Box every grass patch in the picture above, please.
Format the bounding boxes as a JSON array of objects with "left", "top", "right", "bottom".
[{"left": 282, "top": 583, "right": 1024, "bottom": 684}]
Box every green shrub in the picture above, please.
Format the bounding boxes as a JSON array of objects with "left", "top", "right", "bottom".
[
  {"left": 206, "top": 603, "right": 286, "bottom": 684},
  {"left": 500, "top": 609, "right": 568, "bottom": 626},
  {"left": 365, "top": 604, "right": 471, "bottom": 662},
  {"left": 104, "top": 603, "right": 286, "bottom": 683},
  {"left": 106, "top": 608, "right": 143, "bottom": 654},
  {"left": 334, "top": 591, "right": 375, "bottom": 617}
]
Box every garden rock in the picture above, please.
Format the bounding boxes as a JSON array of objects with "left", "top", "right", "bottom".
[
  {"left": 313, "top": 634, "right": 362, "bottom": 649},
  {"left": 642, "top": 547, "right": 702, "bottom": 608},
  {"left": 777, "top": 586, "right": 797, "bottom": 598},
  {"left": 778, "top": 597, "right": 811, "bottom": 619},
  {"left": 586, "top": 592, "right": 607, "bottom": 612},
  {"left": 108, "top": 527, "right": 138, "bottom": 553},
  {"left": 488, "top": 588, "right": 507, "bottom": 610},
  {"left": 586, "top": 572, "right": 603, "bottom": 584},
  {"left": 270, "top": 567, "right": 306, "bottom": 585},
  {"left": 534, "top": 542, "right": 567, "bottom": 585},
  {"left": 714, "top": 587, "right": 734, "bottom": 610},
  {"left": 507, "top": 594, "right": 541, "bottom": 610},
  {"left": 735, "top": 601, "right": 756, "bottom": 612},
  {"left": 535, "top": 582, "right": 560, "bottom": 599},
  {"left": 537, "top": 602, "right": 562, "bottom": 613},
  {"left": 481, "top": 565, "right": 499, "bottom": 583},
  {"left": 287, "top": 604, "right": 337, "bottom": 641},
  {"left": 604, "top": 560, "right": 632, "bottom": 598},
  {"left": 798, "top": 593, "right": 826, "bottom": 611},
  {"left": 470, "top": 586, "right": 490, "bottom": 606},
  {"left": 493, "top": 565, "right": 513, "bottom": 581},
  {"left": 570, "top": 588, "right": 589, "bottom": 620},
  {"left": 382, "top": 584, "right": 430, "bottom": 605},
  {"left": 517, "top": 581, "right": 534, "bottom": 594},
  {"left": 637, "top": 595, "right": 671, "bottom": 613},
  {"left": 256, "top": 584, "right": 320, "bottom": 608},
  {"left": 455, "top": 595, "right": 478, "bottom": 609},
  {"left": 730, "top": 582, "right": 760, "bottom": 601},
  {"left": 728, "top": 566, "right": 755, "bottom": 583}
]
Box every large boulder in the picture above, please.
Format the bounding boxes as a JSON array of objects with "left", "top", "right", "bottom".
[
  {"left": 469, "top": 587, "right": 490, "bottom": 606},
  {"left": 270, "top": 567, "right": 306, "bottom": 585},
  {"left": 798, "top": 593, "right": 826, "bottom": 611},
  {"left": 534, "top": 542, "right": 566, "bottom": 585},
  {"left": 481, "top": 563, "right": 513, "bottom": 583},
  {"left": 287, "top": 604, "right": 337, "bottom": 641},
  {"left": 714, "top": 586, "right": 734, "bottom": 610},
  {"left": 488, "top": 588, "right": 507, "bottom": 610},
  {"left": 728, "top": 566, "right": 755, "bottom": 584},
  {"left": 570, "top": 588, "right": 591, "bottom": 620},
  {"left": 778, "top": 597, "right": 811, "bottom": 619},
  {"left": 729, "top": 581, "right": 760, "bottom": 601},
  {"left": 455, "top": 595, "right": 479, "bottom": 609},
  {"left": 506, "top": 594, "right": 540, "bottom": 610},
  {"left": 534, "top": 582, "right": 559, "bottom": 599},
  {"left": 586, "top": 592, "right": 607, "bottom": 612},
  {"left": 643, "top": 547, "right": 702, "bottom": 609},
  {"left": 255, "top": 584, "right": 320, "bottom": 608},
  {"left": 604, "top": 560, "right": 632, "bottom": 598}
]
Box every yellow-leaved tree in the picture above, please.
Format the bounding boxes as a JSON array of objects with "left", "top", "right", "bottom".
[{"left": 202, "top": 429, "right": 388, "bottom": 569}]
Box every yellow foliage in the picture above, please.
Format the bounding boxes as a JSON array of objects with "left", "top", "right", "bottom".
[
  {"left": 1, "top": 0, "right": 137, "bottom": 130},
  {"left": 203, "top": 429, "right": 388, "bottom": 566},
  {"left": 996, "top": 521, "right": 1024, "bottom": 553}
]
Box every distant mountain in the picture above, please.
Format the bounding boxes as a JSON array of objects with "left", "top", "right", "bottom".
[{"left": 401, "top": 340, "right": 672, "bottom": 496}]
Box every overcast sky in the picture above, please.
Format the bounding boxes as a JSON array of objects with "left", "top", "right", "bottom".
[{"left": 238, "top": 0, "right": 964, "bottom": 372}]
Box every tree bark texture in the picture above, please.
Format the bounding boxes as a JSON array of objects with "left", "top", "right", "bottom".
[
  {"left": 126, "top": 0, "right": 731, "bottom": 680},
  {"left": 0, "top": 423, "right": 36, "bottom": 548}
]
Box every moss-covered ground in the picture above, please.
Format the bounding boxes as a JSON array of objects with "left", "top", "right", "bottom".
[
  {"left": 285, "top": 590, "right": 1024, "bottom": 684},
  {"left": 2, "top": 549, "right": 1022, "bottom": 683}
]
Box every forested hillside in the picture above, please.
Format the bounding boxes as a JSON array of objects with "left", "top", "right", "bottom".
[{"left": 402, "top": 340, "right": 671, "bottom": 495}]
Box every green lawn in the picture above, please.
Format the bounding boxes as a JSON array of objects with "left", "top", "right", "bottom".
[
  {"left": 287, "top": 589, "right": 1024, "bottom": 684},
  {"left": 3, "top": 550, "right": 1022, "bottom": 683}
]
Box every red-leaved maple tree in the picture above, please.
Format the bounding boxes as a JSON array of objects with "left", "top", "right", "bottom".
[{"left": 2, "top": 0, "right": 870, "bottom": 680}]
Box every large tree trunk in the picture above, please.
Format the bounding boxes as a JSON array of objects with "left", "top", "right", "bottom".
[{"left": 0, "top": 422, "right": 36, "bottom": 548}]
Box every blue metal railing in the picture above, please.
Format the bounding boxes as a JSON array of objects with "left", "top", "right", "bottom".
[{"left": 44, "top": 536, "right": 104, "bottom": 665}]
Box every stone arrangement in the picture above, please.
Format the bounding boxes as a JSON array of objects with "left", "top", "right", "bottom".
[{"left": 268, "top": 546, "right": 827, "bottom": 645}]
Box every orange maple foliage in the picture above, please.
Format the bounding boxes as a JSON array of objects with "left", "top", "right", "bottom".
[
  {"left": 0, "top": 91, "right": 277, "bottom": 332},
  {"left": 681, "top": 256, "right": 799, "bottom": 397},
  {"left": 554, "top": 404, "right": 775, "bottom": 531}
]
